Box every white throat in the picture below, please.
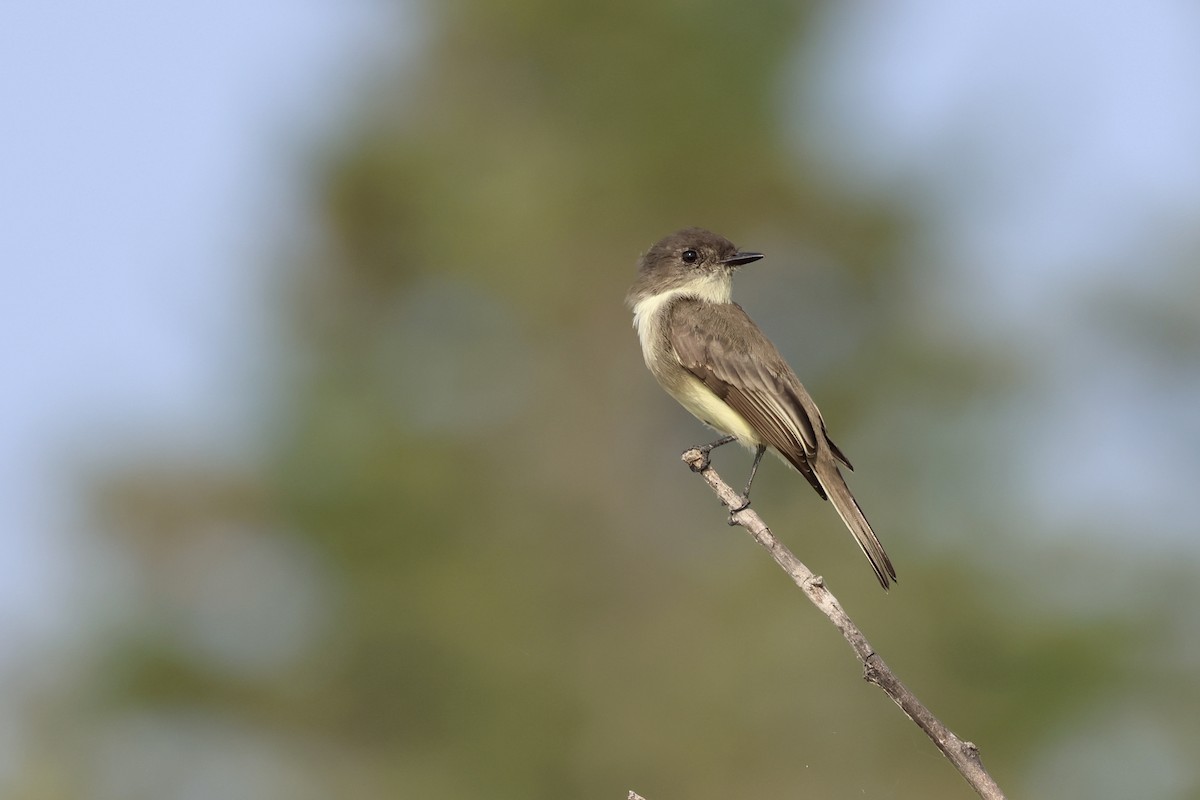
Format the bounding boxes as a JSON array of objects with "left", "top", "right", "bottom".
[{"left": 631, "top": 275, "right": 732, "bottom": 363}]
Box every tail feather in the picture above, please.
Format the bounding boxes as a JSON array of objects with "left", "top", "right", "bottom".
[{"left": 812, "top": 457, "right": 897, "bottom": 590}]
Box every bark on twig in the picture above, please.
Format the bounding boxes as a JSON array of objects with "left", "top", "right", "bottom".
[{"left": 680, "top": 446, "right": 1007, "bottom": 800}]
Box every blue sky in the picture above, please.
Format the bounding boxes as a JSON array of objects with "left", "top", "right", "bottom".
[{"left": 0, "top": 0, "right": 399, "bottom": 664}]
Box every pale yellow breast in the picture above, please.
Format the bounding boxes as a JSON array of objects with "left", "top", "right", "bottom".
[
  {"left": 631, "top": 279, "right": 761, "bottom": 448},
  {"left": 666, "top": 372, "right": 762, "bottom": 446}
]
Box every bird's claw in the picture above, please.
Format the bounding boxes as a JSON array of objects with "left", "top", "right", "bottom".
[{"left": 727, "top": 496, "right": 751, "bottom": 525}]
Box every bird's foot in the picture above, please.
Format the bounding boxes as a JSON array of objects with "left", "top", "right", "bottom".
[{"left": 727, "top": 495, "right": 751, "bottom": 525}]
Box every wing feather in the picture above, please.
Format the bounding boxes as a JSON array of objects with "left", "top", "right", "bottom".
[{"left": 669, "top": 300, "right": 818, "bottom": 460}]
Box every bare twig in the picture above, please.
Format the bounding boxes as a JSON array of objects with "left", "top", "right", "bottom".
[{"left": 681, "top": 447, "right": 1007, "bottom": 800}]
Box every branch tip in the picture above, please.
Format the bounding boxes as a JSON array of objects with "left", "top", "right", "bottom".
[{"left": 681, "top": 447, "right": 709, "bottom": 472}]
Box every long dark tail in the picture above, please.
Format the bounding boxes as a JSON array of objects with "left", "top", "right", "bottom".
[{"left": 810, "top": 457, "right": 897, "bottom": 590}]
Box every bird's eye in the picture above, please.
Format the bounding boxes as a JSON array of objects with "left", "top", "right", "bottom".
[{"left": 681, "top": 249, "right": 699, "bottom": 264}]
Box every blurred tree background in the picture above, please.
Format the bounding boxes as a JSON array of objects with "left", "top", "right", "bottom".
[{"left": 7, "top": 2, "right": 1200, "bottom": 799}]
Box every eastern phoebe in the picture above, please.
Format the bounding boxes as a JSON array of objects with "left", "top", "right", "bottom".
[{"left": 627, "top": 227, "right": 897, "bottom": 589}]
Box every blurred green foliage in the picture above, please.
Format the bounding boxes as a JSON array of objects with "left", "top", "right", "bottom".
[{"left": 23, "top": 2, "right": 1200, "bottom": 799}]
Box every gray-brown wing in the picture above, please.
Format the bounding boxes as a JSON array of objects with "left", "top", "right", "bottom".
[{"left": 668, "top": 299, "right": 827, "bottom": 493}]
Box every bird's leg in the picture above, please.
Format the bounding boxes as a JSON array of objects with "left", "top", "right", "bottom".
[
  {"left": 685, "top": 434, "right": 737, "bottom": 472},
  {"left": 728, "top": 445, "right": 766, "bottom": 522},
  {"left": 698, "top": 434, "right": 737, "bottom": 454}
]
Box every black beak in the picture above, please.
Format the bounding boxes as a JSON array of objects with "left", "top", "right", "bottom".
[{"left": 720, "top": 251, "right": 764, "bottom": 267}]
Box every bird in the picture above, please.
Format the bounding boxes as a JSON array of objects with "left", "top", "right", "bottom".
[{"left": 626, "top": 227, "right": 896, "bottom": 588}]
